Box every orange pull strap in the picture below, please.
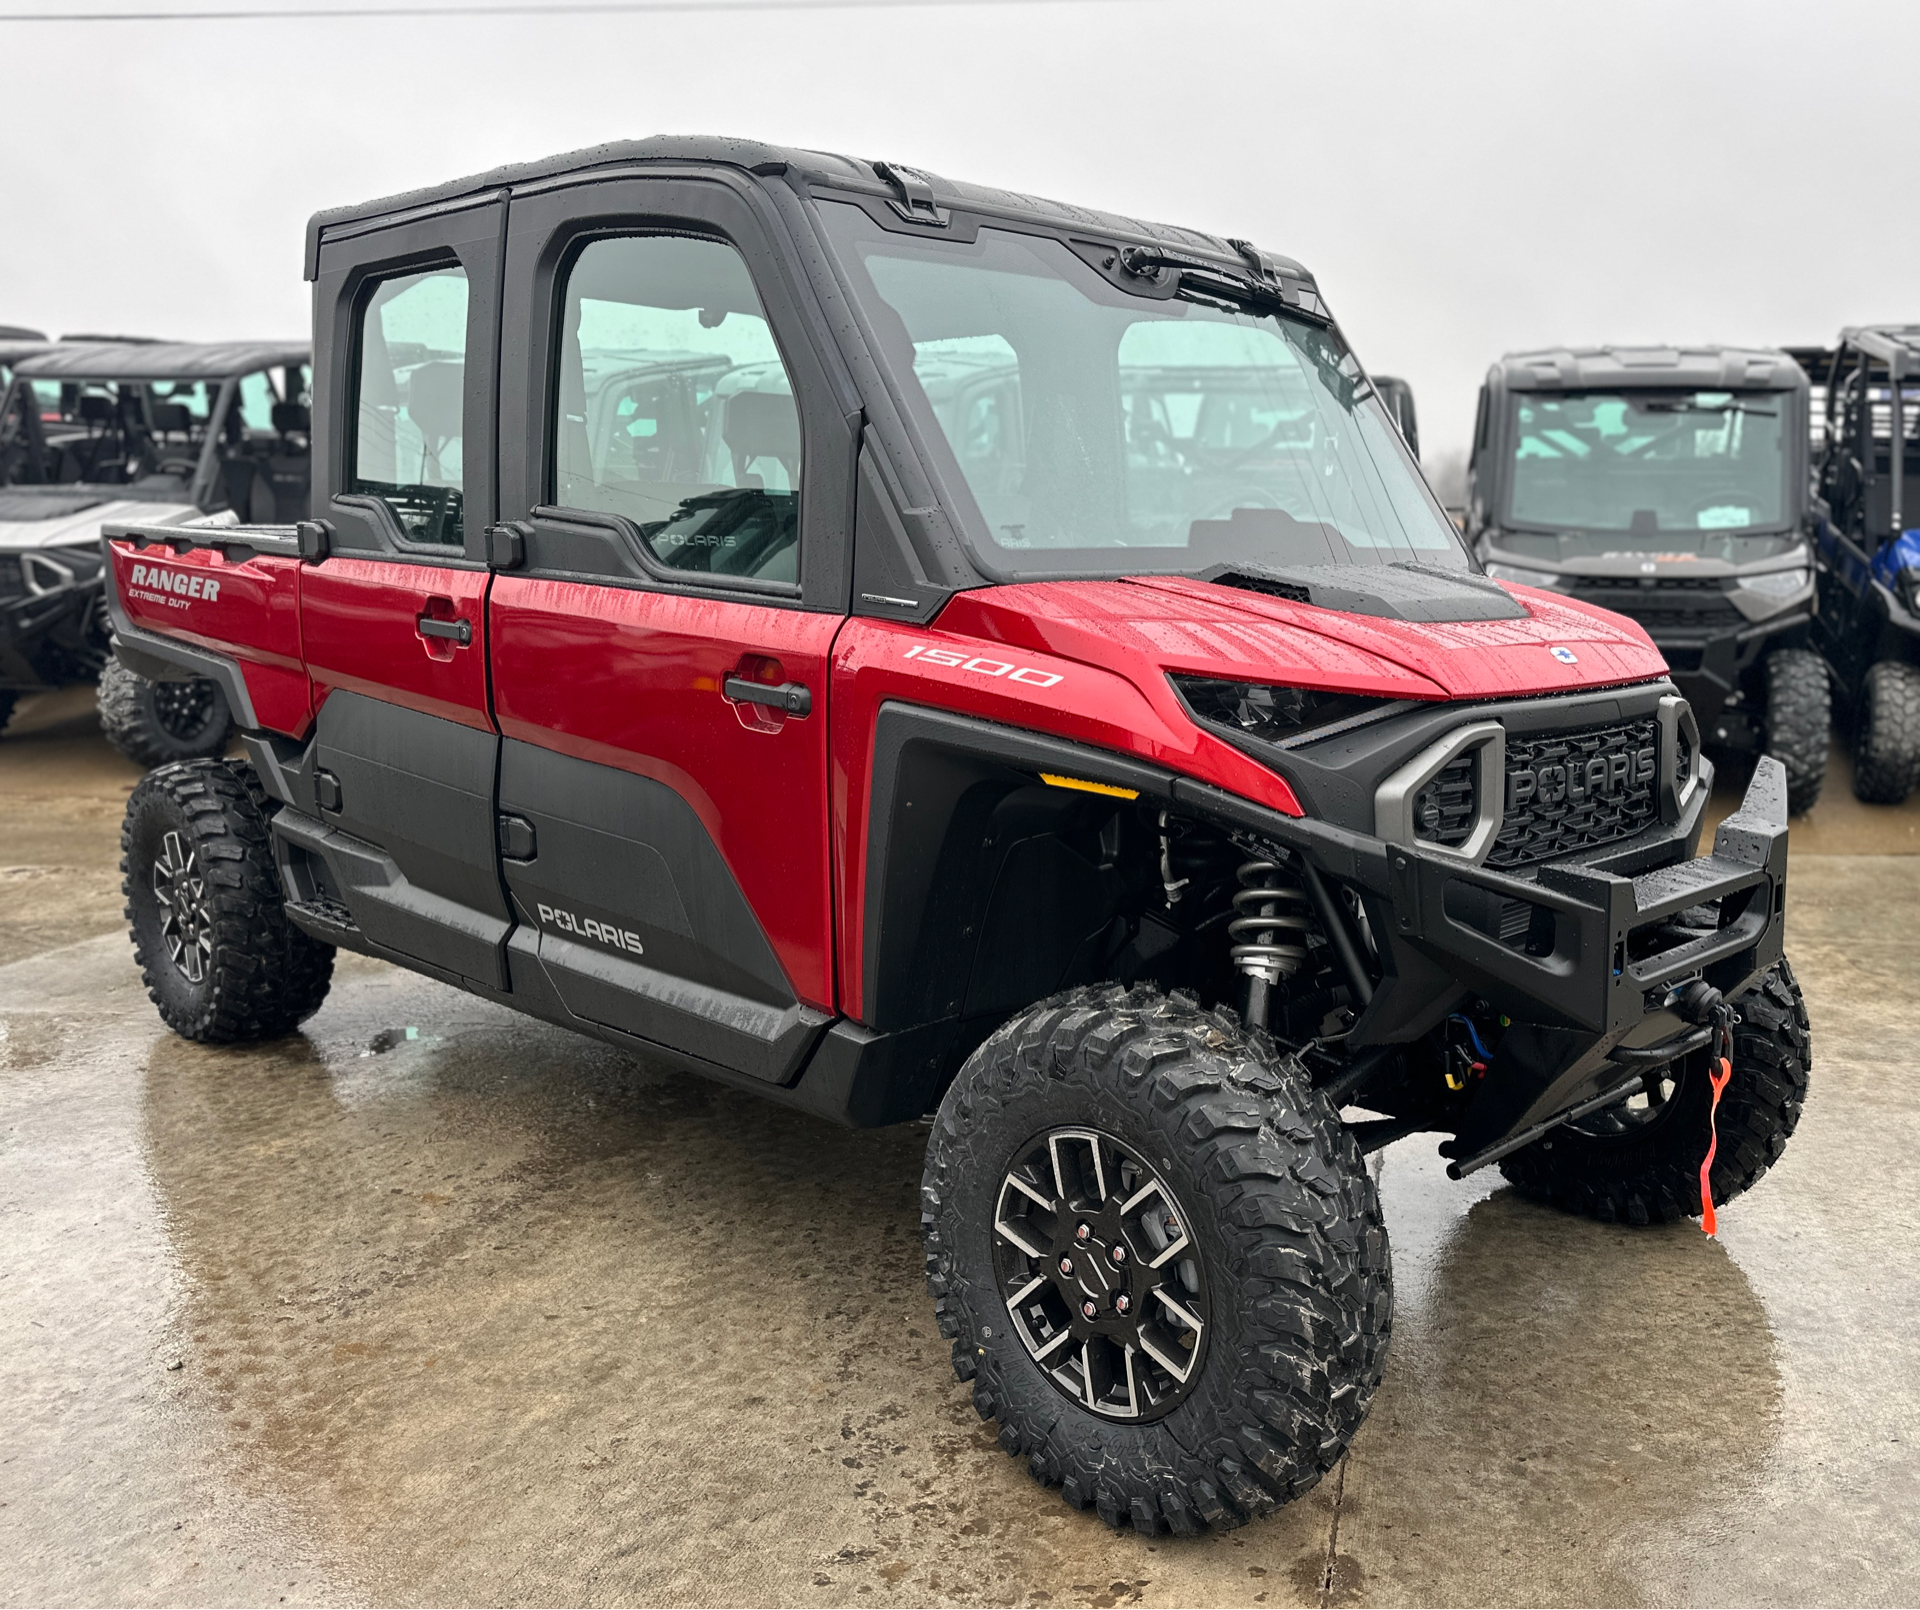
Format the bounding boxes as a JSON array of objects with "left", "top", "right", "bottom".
[{"left": 1699, "top": 1056, "right": 1732, "bottom": 1236}]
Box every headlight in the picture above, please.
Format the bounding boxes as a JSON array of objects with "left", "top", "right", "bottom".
[
  {"left": 1171, "top": 675, "right": 1402, "bottom": 748},
  {"left": 1483, "top": 562, "right": 1565, "bottom": 589},
  {"left": 1737, "top": 567, "right": 1809, "bottom": 599}
]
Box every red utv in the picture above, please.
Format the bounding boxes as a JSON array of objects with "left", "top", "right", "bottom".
[{"left": 103, "top": 139, "right": 1808, "bottom": 1535}]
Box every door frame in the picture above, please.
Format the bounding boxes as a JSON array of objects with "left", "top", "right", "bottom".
[
  {"left": 496, "top": 169, "right": 858, "bottom": 612},
  {"left": 312, "top": 193, "right": 507, "bottom": 570}
]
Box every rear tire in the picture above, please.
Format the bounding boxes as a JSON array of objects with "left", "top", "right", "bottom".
[
  {"left": 1851, "top": 660, "right": 1920, "bottom": 804},
  {"left": 1497, "top": 960, "right": 1811, "bottom": 1225},
  {"left": 1762, "top": 648, "right": 1830, "bottom": 815},
  {"left": 122, "top": 758, "right": 334, "bottom": 1043},
  {"left": 922, "top": 985, "right": 1391, "bottom": 1534},
  {"left": 98, "top": 658, "right": 232, "bottom": 769}
]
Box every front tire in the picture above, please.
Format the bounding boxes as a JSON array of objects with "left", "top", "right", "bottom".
[
  {"left": 922, "top": 986, "right": 1390, "bottom": 1534},
  {"left": 98, "top": 657, "right": 233, "bottom": 768},
  {"left": 1498, "top": 960, "right": 1811, "bottom": 1225},
  {"left": 1762, "top": 648, "right": 1830, "bottom": 815},
  {"left": 122, "top": 759, "right": 334, "bottom": 1042},
  {"left": 1852, "top": 660, "right": 1920, "bottom": 804}
]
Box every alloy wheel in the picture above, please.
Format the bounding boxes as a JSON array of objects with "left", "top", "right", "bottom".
[
  {"left": 992, "top": 1127, "right": 1209, "bottom": 1422},
  {"left": 153, "top": 829, "right": 213, "bottom": 984}
]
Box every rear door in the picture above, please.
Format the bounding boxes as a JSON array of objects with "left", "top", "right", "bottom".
[
  {"left": 490, "top": 172, "right": 858, "bottom": 1081},
  {"left": 300, "top": 197, "right": 511, "bottom": 988}
]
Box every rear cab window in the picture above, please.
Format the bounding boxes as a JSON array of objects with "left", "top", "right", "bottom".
[{"left": 351, "top": 264, "right": 469, "bottom": 547}]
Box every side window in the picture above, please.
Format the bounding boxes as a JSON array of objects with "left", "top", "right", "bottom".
[
  {"left": 236, "top": 370, "right": 280, "bottom": 433},
  {"left": 351, "top": 263, "right": 469, "bottom": 547},
  {"left": 554, "top": 234, "right": 800, "bottom": 585}
]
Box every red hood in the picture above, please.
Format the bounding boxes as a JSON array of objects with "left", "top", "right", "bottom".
[{"left": 935, "top": 575, "right": 1666, "bottom": 701}]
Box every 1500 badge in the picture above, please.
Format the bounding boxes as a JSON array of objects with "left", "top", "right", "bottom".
[{"left": 902, "top": 643, "right": 1063, "bottom": 688}]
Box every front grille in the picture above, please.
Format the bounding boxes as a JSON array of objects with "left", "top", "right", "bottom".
[
  {"left": 0, "top": 555, "right": 24, "bottom": 602},
  {"left": 1569, "top": 581, "right": 1742, "bottom": 637},
  {"left": 1413, "top": 753, "right": 1478, "bottom": 848},
  {"left": 1489, "top": 717, "right": 1660, "bottom": 868}
]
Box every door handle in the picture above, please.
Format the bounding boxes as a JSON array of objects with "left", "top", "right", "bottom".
[
  {"left": 724, "top": 676, "right": 811, "bottom": 717},
  {"left": 417, "top": 615, "right": 472, "bottom": 646}
]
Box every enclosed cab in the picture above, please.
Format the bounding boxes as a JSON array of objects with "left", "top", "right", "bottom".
[
  {"left": 101, "top": 139, "right": 1808, "bottom": 1538},
  {"left": 1791, "top": 327, "right": 1920, "bottom": 802},
  {"left": 0, "top": 338, "right": 310, "bottom": 754},
  {"left": 1466, "top": 346, "right": 1828, "bottom": 812}
]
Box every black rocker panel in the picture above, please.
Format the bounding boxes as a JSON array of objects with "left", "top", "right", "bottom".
[
  {"left": 311, "top": 691, "right": 509, "bottom": 986},
  {"left": 496, "top": 739, "right": 824, "bottom": 1083}
]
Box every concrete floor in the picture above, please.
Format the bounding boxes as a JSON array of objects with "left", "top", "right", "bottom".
[{"left": 1, "top": 685, "right": 1916, "bottom": 1608}]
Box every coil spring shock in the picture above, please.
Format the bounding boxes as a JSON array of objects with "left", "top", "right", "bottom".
[{"left": 1231, "top": 858, "right": 1313, "bottom": 1029}]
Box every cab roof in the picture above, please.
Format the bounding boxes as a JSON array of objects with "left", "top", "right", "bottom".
[
  {"left": 1492, "top": 344, "right": 1807, "bottom": 393},
  {"left": 14, "top": 339, "right": 310, "bottom": 382},
  {"left": 303, "top": 133, "right": 1310, "bottom": 288}
]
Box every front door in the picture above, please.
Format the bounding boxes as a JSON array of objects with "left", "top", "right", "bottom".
[
  {"left": 489, "top": 176, "right": 857, "bottom": 1080},
  {"left": 300, "top": 200, "right": 511, "bottom": 988}
]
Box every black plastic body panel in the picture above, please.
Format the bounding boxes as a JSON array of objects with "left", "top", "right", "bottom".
[
  {"left": 308, "top": 691, "right": 509, "bottom": 987},
  {"left": 494, "top": 738, "right": 822, "bottom": 1083}
]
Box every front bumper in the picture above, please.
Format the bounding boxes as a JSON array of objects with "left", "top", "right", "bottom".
[
  {"left": 0, "top": 556, "right": 109, "bottom": 691},
  {"left": 1178, "top": 750, "right": 1788, "bottom": 1166}
]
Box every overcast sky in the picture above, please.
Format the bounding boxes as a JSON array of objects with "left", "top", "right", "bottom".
[{"left": 4, "top": 0, "right": 1916, "bottom": 474}]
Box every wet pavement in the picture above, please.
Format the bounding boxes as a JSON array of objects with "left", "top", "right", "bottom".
[{"left": 2, "top": 685, "right": 1917, "bottom": 1607}]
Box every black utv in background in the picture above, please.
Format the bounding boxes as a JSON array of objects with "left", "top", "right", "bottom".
[
  {"left": 0, "top": 338, "right": 310, "bottom": 753},
  {"left": 1467, "top": 346, "right": 1829, "bottom": 813},
  {"left": 1787, "top": 328, "right": 1920, "bottom": 803}
]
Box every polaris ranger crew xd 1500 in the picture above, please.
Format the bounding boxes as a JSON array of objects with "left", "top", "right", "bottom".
[
  {"left": 104, "top": 140, "right": 1808, "bottom": 1536},
  {"left": 0, "top": 338, "right": 311, "bottom": 755},
  {"left": 1467, "top": 346, "right": 1829, "bottom": 813}
]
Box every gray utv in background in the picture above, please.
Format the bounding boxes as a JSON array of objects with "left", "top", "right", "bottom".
[
  {"left": 0, "top": 338, "right": 310, "bottom": 753},
  {"left": 1466, "top": 346, "right": 1829, "bottom": 813}
]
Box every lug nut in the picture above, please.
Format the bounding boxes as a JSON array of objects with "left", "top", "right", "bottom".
[
  {"left": 1114, "top": 1293, "right": 1131, "bottom": 1315},
  {"left": 1110, "top": 1244, "right": 1127, "bottom": 1265},
  {"left": 1075, "top": 1223, "right": 1092, "bottom": 1242},
  {"left": 1058, "top": 1256, "right": 1074, "bottom": 1276},
  {"left": 1081, "top": 1300, "right": 1098, "bottom": 1320}
]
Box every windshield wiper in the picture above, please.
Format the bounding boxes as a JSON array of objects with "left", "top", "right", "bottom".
[{"left": 1116, "top": 245, "right": 1330, "bottom": 326}]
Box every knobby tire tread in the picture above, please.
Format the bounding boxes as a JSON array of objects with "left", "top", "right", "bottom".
[
  {"left": 1497, "top": 960, "right": 1811, "bottom": 1225},
  {"left": 922, "top": 984, "right": 1390, "bottom": 1535},
  {"left": 1852, "top": 661, "right": 1920, "bottom": 805},
  {"left": 1763, "top": 648, "right": 1830, "bottom": 815},
  {"left": 122, "top": 758, "right": 334, "bottom": 1043},
  {"left": 98, "top": 660, "right": 232, "bottom": 770}
]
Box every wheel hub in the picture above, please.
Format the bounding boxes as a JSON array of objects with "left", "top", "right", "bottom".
[
  {"left": 992, "top": 1127, "right": 1208, "bottom": 1422},
  {"left": 153, "top": 679, "right": 216, "bottom": 742},
  {"left": 153, "top": 829, "right": 213, "bottom": 984}
]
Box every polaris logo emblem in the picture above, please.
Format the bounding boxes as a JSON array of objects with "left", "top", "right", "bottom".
[
  {"left": 537, "top": 902, "right": 644, "bottom": 956},
  {"left": 1507, "top": 744, "right": 1657, "bottom": 810},
  {"left": 1549, "top": 646, "right": 1578, "bottom": 665},
  {"left": 128, "top": 561, "right": 220, "bottom": 602}
]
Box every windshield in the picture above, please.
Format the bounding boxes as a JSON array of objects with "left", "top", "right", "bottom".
[
  {"left": 1503, "top": 390, "right": 1791, "bottom": 535},
  {"left": 818, "top": 203, "right": 1466, "bottom": 578}
]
